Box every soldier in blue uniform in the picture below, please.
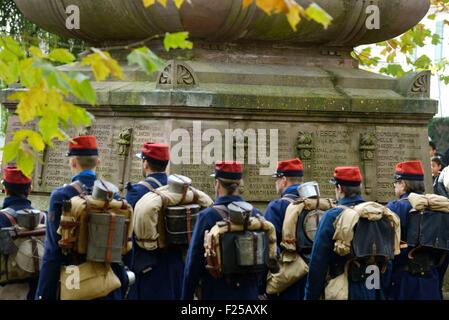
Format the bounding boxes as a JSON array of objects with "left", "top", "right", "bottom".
[
  {"left": 125, "top": 142, "right": 184, "bottom": 300},
  {"left": 35, "top": 136, "right": 128, "bottom": 300},
  {"left": 387, "top": 160, "right": 449, "bottom": 300},
  {"left": 264, "top": 158, "right": 305, "bottom": 300},
  {"left": 305, "top": 166, "right": 392, "bottom": 300},
  {"left": 182, "top": 161, "right": 264, "bottom": 300},
  {"left": 0, "top": 166, "right": 40, "bottom": 299}
]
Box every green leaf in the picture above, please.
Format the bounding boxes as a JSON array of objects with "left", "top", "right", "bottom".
[
  {"left": 0, "top": 57, "right": 19, "bottom": 84},
  {"left": 380, "top": 64, "right": 406, "bottom": 77},
  {"left": 19, "top": 58, "right": 42, "bottom": 88},
  {"left": 414, "top": 55, "right": 432, "bottom": 69},
  {"left": 47, "top": 48, "right": 76, "bottom": 64},
  {"left": 432, "top": 33, "right": 441, "bottom": 45},
  {"left": 29, "top": 46, "right": 44, "bottom": 58},
  {"left": 2, "top": 141, "right": 19, "bottom": 163},
  {"left": 38, "top": 113, "right": 61, "bottom": 145},
  {"left": 13, "top": 129, "right": 45, "bottom": 152},
  {"left": 163, "top": 32, "right": 193, "bottom": 51},
  {"left": 17, "top": 147, "right": 34, "bottom": 178},
  {"left": 304, "top": 3, "right": 333, "bottom": 29},
  {"left": 127, "top": 47, "right": 165, "bottom": 75},
  {"left": 0, "top": 36, "right": 26, "bottom": 59},
  {"left": 69, "top": 73, "right": 97, "bottom": 105}
]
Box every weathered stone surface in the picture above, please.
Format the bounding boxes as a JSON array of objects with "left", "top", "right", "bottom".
[{"left": 14, "top": 0, "right": 430, "bottom": 48}]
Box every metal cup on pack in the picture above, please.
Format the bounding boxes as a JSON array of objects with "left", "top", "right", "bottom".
[
  {"left": 16, "top": 209, "right": 42, "bottom": 230},
  {"left": 92, "top": 180, "right": 118, "bottom": 201},
  {"left": 168, "top": 174, "right": 192, "bottom": 194},
  {"left": 227, "top": 201, "right": 253, "bottom": 225},
  {"left": 297, "top": 181, "right": 321, "bottom": 199}
]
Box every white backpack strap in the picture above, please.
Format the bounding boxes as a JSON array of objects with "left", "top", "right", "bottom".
[
  {"left": 146, "top": 177, "right": 163, "bottom": 188},
  {"left": 138, "top": 180, "right": 154, "bottom": 192}
]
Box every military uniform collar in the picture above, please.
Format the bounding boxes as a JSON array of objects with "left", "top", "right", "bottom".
[
  {"left": 399, "top": 192, "right": 410, "bottom": 200},
  {"left": 71, "top": 170, "right": 97, "bottom": 189},
  {"left": 146, "top": 172, "right": 167, "bottom": 183},
  {"left": 338, "top": 194, "right": 364, "bottom": 206},
  {"left": 214, "top": 195, "right": 244, "bottom": 205},
  {"left": 2, "top": 196, "right": 32, "bottom": 210},
  {"left": 282, "top": 184, "right": 300, "bottom": 197}
]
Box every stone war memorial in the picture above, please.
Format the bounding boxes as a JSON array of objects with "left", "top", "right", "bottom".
[
  {"left": 2, "top": 0, "right": 436, "bottom": 210},
  {"left": 2, "top": 0, "right": 449, "bottom": 303}
]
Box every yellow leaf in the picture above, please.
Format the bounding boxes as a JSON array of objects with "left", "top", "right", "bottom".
[
  {"left": 242, "top": 0, "right": 254, "bottom": 8},
  {"left": 255, "top": 0, "right": 275, "bottom": 15},
  {"left": 143, "top": 0, "right": 155, "bottom": 7},
  {"left": 286, "top": 2, "right": 301, "bottom": 31},
  {"left": 174, "top": 0, "right": 184, "bottom": 9},
  {"left": 29, "top": 46, "right": 44, "bottom": 58},
  {"left": 12, "top": 129, "right": 45, "bottom": 152},
  {"left": 158, "top": 0, "right": 168, "bottom": 7}
]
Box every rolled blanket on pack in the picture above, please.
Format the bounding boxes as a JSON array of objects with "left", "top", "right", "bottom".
[
  {"left": 133, "top": 185, "right": 213, "bottom": 250},
  {"left": 332, "top": 202, "right": 401, "bottom": 257},
  {"left": 408, "top": 193, "right": 449, "bottom": 213},
  {"left": 281, "top": 198, "right": 335, "bottom": 252}
]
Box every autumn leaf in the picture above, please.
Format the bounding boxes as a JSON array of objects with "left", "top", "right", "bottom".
[
  {"left": 127, "top": 47, "right": 165, "bottom": 75},
  {"left": 164, "top": 32, "right": 193, "bottom": 51},
  {"left": 304, "top": 3, "right": 333, "bottom": 30}
]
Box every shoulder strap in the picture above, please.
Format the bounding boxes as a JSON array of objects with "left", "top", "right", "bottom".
[
  {"left": 139, "top": 180, "right": 155, "bottom": 192},
  {"left": 70, "top": 181, "right": 86, "bottom": 195},
  {"left": 139, "top": 177, "right": 163, "bottom": 192},
  {"left": 213, "top": 205, "right": 229, "bottom": 220},
  {"left": 281, "top": 197, "right": 296, "bottom": 204},
  {"left": 0, "top": 208, "right": 18, "bottom": 226}
]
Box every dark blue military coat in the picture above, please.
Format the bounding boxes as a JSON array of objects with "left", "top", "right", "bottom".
[
  {"left": 264, "top": 184, "right": 307, "bottom": 300},
  {"left": 387, "top": 193, "right": 449, "bottom": 300},
  {"left": 182, "top": 195, "right": 265, "bottom": 300},
  {"left": 305, "top": 195, "right": 392, "bottom": 300},
  {"left": 125, "top": 172, "right": 185, "bottom": 300},
  {"left": 35, "top": 170, "right": 128, "bottom": 300}
]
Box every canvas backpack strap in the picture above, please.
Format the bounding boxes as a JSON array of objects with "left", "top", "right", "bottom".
[
  {"left": 213, "top": 205, "right": 229, "bottom": 220},
  {"left": 70, "top": 181, "right": 87, "bottom": 196},
  {"left": 0, "top": 208, "right": 18, "bottom": 226},
  {"left": 190, "top": 187, "right": 199, "bottom": 204},
  {"left": 281, "top": 193, "right": 298, "bottom": 204},
  {"left": 138, "top": 180, "right": 154, "bottom": 192},
  {"left": 139, "top": 176, "right": 163, "bottom": 191}
]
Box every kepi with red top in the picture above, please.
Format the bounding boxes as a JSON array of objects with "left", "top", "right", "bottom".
[
  {"left": 394, "top": 160, "right": 424, "bottom": 181},
  {"left": 1, "top": 165, "right": 32, "bottom": 193},
  {"left": 211, "top": 161, "right": 243, "bottom": 180},
  {"left": 272, "top": 158, "right": 304, "bottom": 178},
  {"left": 136, "top": 142, "right": 170, "bottom": 167},
  {"left": 67, "top": 136, "right": 98, "bottom": 156},
  {"left": 329, "top": 166, "right": 363, "bottom": 186}
]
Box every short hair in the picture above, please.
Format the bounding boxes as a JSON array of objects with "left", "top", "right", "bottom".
[
  {"left": 4, "top": 185, "right": 30, "bottom": 198},
  {"left": 286, "top": 176, "right": 303, "bottom": 184},
  {"left": 431, "top": 155, "right": 445, "bottom": 168},
  {"left": 402, "top": 180, "right": 425, "bottom": 194},
  {"left": 144, "top": 159, "right": 168, "bottom": 173},
  {"left": 217, "top": 178, "right": 243, "bottom": 195},
  {"left": 339, "top": 185, "right": 362, "bottom": 198},
  {"left": 429, "top": 141, "right": 436, "bottom": 150},
  {"left": 74, "top": 156, "right": 98, "bottom": 170}
]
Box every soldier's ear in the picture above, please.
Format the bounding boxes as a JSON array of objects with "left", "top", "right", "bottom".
[{"left": 96, "top": 158, "right": 101, "bottom": 168}]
